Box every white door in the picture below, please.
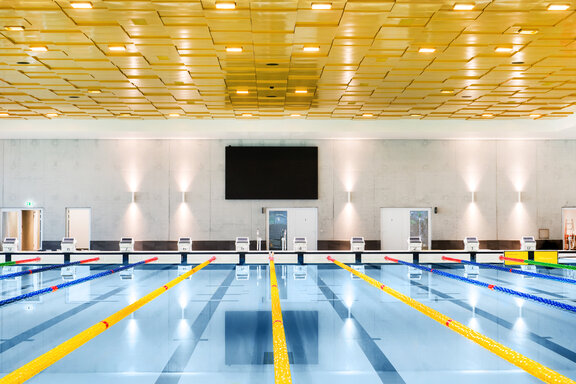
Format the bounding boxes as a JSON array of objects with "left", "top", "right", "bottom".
[
  {"left": 381, "top": 208, "right": 432, "bottom": 250},
  {"left": 266, "top": 208, "right": 318, "bottom": 251},
  {"left": 66, "top": 208, "right": 91, "bottom": 250}
]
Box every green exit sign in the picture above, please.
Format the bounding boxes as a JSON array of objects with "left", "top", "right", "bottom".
[{"left": 25, "top": 201, "right": 33, "bottom": 207}]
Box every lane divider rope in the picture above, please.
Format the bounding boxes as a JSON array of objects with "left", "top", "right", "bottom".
[
  {"left": 0, "top": 257, "right": 99, "bottom": 281},
  {"left": 0, "top": 258, "right": 41, "bottom": 267},
  {"left": 386, "top": 256, "right": 576, "bottom": 313},
  {"left": 501, "top": 256, "right": 576, "bottom": 271},
  {"left": 442, "top": 256, "right": 576, "bottom": 285},
  {"left": 0, "top": 257, "right": 151, "bottom": 308},
  {"left": 327, "top": 256, "right": 576, "bottom": 384},
  {"left": 0, "top": 256, "right": 216, "bottom": 384},
  {"left": 269, "top": 253, "right": 292, "bottom": 384}
]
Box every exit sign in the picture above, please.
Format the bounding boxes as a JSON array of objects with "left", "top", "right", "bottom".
[{"left": 25, "top": 201, "right": 34, "bottom": 207}]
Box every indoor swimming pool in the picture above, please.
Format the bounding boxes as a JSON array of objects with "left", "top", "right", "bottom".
[{"left": 0, "top": 261, "right": 575, "bottom": 383}]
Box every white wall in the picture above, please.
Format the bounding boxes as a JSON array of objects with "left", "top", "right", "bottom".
[{"left": 0, "top": 139, "right": 574, "bottom": 242}]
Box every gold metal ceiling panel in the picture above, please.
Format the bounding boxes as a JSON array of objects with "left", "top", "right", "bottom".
[{"left": 0, "top": 1, "right": 575, "bottom": 119}]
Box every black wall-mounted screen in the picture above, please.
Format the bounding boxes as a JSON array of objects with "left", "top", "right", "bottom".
[{"left": 225, "top": 146, "right": 318, "bottom": 199}]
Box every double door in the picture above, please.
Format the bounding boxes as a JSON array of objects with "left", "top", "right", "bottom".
[{"left": 266, "top": 208, "right": 318, "bottom": 251}]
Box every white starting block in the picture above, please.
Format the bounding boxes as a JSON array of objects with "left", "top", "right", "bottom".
[
  {"left": 408, "top": 266, "right": 423, "bottom": 280},
  {"left": 464, "top": 237, "right": 479, "bottom": 252},
  {"left": 520, "top": 264, "right": 537, "bottom": 278},
  {"left": 350, "top": 237, "right": 365, "bottom": 252},
  {"left": 464, "top": 264, "right": 479, "bottom": 279},
  {"left": 408, "top": 236, "right": 423, "bottom": 252},
  {"left": 235, "top": 265, "right": 250, "bottom": 280},
  {"left": 178, "top": 237, "right": 192, "bottom": 252},
  {"left": 119, "top": 268, "right": 134, "bottom": 280},
  {"left": 61, "top": 266, "right": 76, "bottom": 280},
  {"left": 351, "top": 265, "right": 365, "bottom": 279},
  {"left": 119, "top": 237, "right": 135, "bottom": 252},
  {"left": 521, "top": 236, "right": 536, "bottom": 251},
  {"left": 178, "top": 265, "right": 192, "bottom": 279},
  {"left": 235, "top": 237, "right": 250, "bottom": 252},
  {"left": 293, "top": 237, "right": 308, "bottom": 252},
  {"left": 61, "top": 237, "right": 76, "bottom": 252},
  {"left": 293, "top": 265, "right": 307, "bottom": 280},
  {"left": 2, "top": 237, "right": 18, "bottom": 252}
]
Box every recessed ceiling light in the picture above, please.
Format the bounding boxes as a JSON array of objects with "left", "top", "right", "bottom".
[
  {"left": 482, "top": 113, "right": 493, "bottom": 117},
  {"left": 453, "top": 3, "right": 475, "bottom": 10},
  {"left": 362, "top": 113, "right": 374, "bottom": 118},
  {"left": 4, "top": 26, "right": 25, "bottom": 31},
  {"left": 88, "top": 89, "right": 101, "bottom": 94},
  {"left": 0, "top": 113, "right": 9, "bottom": 117},
  {"left": 108, "top": 45, "right": 126, "bottom": 52},
  {"left": 410, "top": 114, "right": 422, "bottom": 117},
  {"left": 70, "top": 2, "right": 93, "bottom": 8},
  {"left": 548, "top": 4, "right": 570, "bottom": 11},
  {"left": 295, "top": 89, "right": 308, "bottom": 94},
  {"left": 119, "top": 113, "right": 131, "bottom": 117},
  {"left": 46, "top": 113, "right": 58, "bottom": 117},
  {"left": 226, "top": 47, "right": 243, "bottom": 52},
  {"left": 215, "top": 2, "right": 236, "bottom": 9},
  {"left": 236, "top": 90, "right": 249, "bottom": 94},
  {"left": 303, "top": 46, "right": 320, "bottom": 52},
  {"left": 241, "top": 113, "right": 252, "bottom": 117},
  {"left": 440, "top": 89, "right": 454, "bottom": 94},
  {"left": 518, "top": 28, "right": 539, "bottom": 35},
  {"left": 168, "top": 113, "right": 180, "bottom": 117},
  {"left": 495, "top": 47, "right": 514, "bottom": 53},
  {"left": 312, "top": 3, "right": 332, "bottom": 10},
  {"left": 418, "top": 47, "right": 436, "bottom": 53},
  {"left": 530, "top": 114, "right": 542, "bottom": 118},
  {"left": 29, "top": 46, "right": 48, "bottom": 52},
  {"left": 290, "top": 113, "right": 301, "bottom": 117}
]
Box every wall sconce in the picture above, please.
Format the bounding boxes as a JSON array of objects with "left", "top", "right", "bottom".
[
  {"left": 131, "top": 191, "right": 136, "bottom": 203},
  {"left": 347, "top": 191, "right": 351, "bottom": 203},
  {"left": 181, "top": 191, "right": 187, "bottom": 203},
  {"left": 470, "top": 191, "right": 476, "bottom": 203},
  {"left": 517, "top": 191, "right": 522, "bottom": 203}
]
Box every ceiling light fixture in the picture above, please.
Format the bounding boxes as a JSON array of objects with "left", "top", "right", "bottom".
[
  {"left": 215, "top": 2, "right": 236, "bottom": 9},
  {"left": 440, "top": 89, "right": 454, "bottom": 94},
  {"left": 548, "top": 4, "right": 570, "bottom": 11},
  {"left": 169, "top": 113, "right": 180, "bottom": 117},
  {"left": 70, "top": 2, "right": 93, "bottom": 8},
  {"left": 226, "top": 47, "right": 243, "bottom": 52},
  {"left": 418, "top": 47, "right": 436, "bottom": 53},
  {"left": 312, "top": 3, "right": 332, "bottom": 9},
  {"left": 453, "top": 3, "right": 475, "bottom": 10},
  {"left": 482, "top": 113, "right": 493, "bottom": 117},
  {"left": 88, "top": 89, "right": 101, "bottom": 94},
  {"left": 108, "top": 45, "right": 126, "bottom": 52},
  {"left": 119, "top": 113, "right": 131, "bottom": 117},
  {"left": 410, "top": 114, "right": 422, "bottom": 117},
  {"left": 290, "top": 113, "right": 301, "bottom": 117},
  {"left": 4, "top": 26, "right": 25, "bottom": 31},
  {"left": 241, "top": 113, "right": 252, "bottom": 117},
  {"left": 236, "top": 90, "right": 249, "bottom": 94},
  {"left": 0, "top": 113, "right": 9, "bottom": 117},
  {"left": 530, "top": 114, "right": 542, "bottom": 118},
  {"left": 303, "top": 46, "right": 320, "bottom": 52},
  {"left": 295, "top": 89, "right": 308, "bottom": 94},
  {"left": 29, "top": 46, "right": 48, "bottom": 52},
  {"left": 46, "top": 113, "right": 58, "bottom": 117},
  {"left": 362, "top": 113, "right": 374, "bottom": 118},
  {"left": 518, "top": 28, "right": 539, "bottom": 35},
  {"left": 495, "top": 47, "right": 514, "bottom": 53}
]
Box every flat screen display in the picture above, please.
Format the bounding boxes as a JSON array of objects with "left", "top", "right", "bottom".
[{"left": 225, "top": 146, "right": 318, "bottom": 199}]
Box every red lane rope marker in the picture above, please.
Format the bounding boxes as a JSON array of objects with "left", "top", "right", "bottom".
[
  {"left": 500, "top": 256, "right": 525, "bottom": 263},
  {"left": 101, "top": 321, "right": 110, "bottom": 329},
  {"left": 79, "top": 257, "right": 100, "bottom": 264},
  {"left": 446, "top": 319, "right": 453, "bottom": 327},
  {"left": 441, "top": 256, "right": 462, "bottom": 263},
  {"left": 385, "top": 256, "right": 399, "bottom": 263},
  {"left": 14, "top": 257, "right": 41, "bottom": 265},
  {"left": 50, "top": 286, "right": 58, "bottom": 291}
]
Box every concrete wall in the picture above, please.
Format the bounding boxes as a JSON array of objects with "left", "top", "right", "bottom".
[{"left": 0, "top": 139, "right": 574, "bottom": 244}]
